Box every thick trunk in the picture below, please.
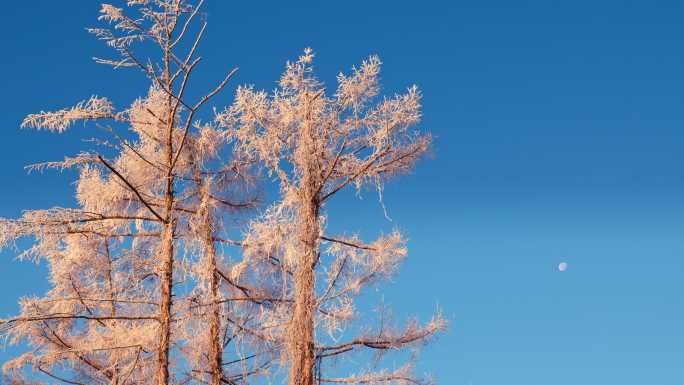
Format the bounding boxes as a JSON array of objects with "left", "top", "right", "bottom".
[
  {"left": 289, "top": 98, "right": 319, "bottom": 385},
  {"left": 288, "top": 199, "right": 318, "bottom": 385},
  {"left": 204, "top": 211, "right": 223, "bottom": 385},
  {"left": 157, "top": 221, "right": 174, "bottom": 385},
  {"left": 158, "top": 119, "right": 175, "bottom": 384},
  {"left": 104, "top": 239, "right": 120, "bottom": 385},
  {"left": 158, "top": 51, "right": 175, "bottom": 383},
  {"left": 192, "top": 165, "right": 224, "bottom": 385}
]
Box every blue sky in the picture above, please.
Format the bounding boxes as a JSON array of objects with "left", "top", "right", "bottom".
[{"left": 2, "top": 1, "right": 684, "bottom": 384}]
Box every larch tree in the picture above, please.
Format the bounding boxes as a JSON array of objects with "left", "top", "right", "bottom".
[
  {"left": 0, "top": 1, "right": 268, "bottom": 384},
  {"left": 0, "top": 3, "right": 445, "bottom": 385},
  {"left": 220, "top": 49, "right": 445, "bottom": 385}
]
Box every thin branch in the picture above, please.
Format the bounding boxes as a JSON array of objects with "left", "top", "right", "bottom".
[
  {"left": 320, "top": 145, "right": 390, "bottom": 202},
  {"left": 171, "top": 21, "right": 207, "bottom": 82},
  {"left": 319, "top": 375, "right": 423, "bottom": 384},
  {"left": 2, "top": 314, "right": 158, "bottom": 327},
  {"left": 171, "top": 67, "right": 238, "bottom": 170},
  {"left": 38, "top": 366, "right": 87, "bottom": 385},
  {"left": 97, "top": 155, "right": 166, "bottom": 223},
  {"left": 170, "top": 0, "right": 205, "bottom": 48},
  {"left": 320, "top": 236, "right": 375, "bottom": 251}
]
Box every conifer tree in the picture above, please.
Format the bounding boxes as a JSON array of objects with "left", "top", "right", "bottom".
[
  {"left": 0, "top": 2, "right": 266, "bottom": 384},
  {"left": 1, "top": 4, "right": 444, "bottom": 385},
  {"left": 221, "top": 49, "right": 445, "bottom": 385}
]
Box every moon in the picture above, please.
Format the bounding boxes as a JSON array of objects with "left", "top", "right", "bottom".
[{"left": 558, "top": 262, "right": 568, "bottom": 272}]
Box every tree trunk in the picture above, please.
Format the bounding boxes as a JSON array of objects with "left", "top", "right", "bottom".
[
  {"left": 157, "top": 124, "right": 175, "bottom": 384},
  {"left": 289, "top": 199, "right": 318, "bottom": 385},
  {"left": 158, "top": 50, "right": 175, "bottom": 384},
  {"left": 157, "top": 221, "right": 174, "bottom": 385},
  {"left": 204, "top": 206, "right": 223, "bottom": 385},
  {"left": 289, "top": 96, "right": 319, "bottom": 385},
  {"left": 104, "top": 238, "right": 120, "bottom": 385}
]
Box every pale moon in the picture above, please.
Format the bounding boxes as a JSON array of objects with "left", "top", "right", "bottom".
[{"left": 558, "top": 262, "right": 568, "bottom": 272}]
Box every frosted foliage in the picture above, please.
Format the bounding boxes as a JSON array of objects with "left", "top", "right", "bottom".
[
  {"left": 76, "top": 166, "right": 125, "bottom": 214},
  {"left": 1, "top": 1, "right": 443, "bottom": 383},
  {"left": 0, "top": 1, "right": 266, "bottom": 385},
  {"left": 21, "top": 96, "right": 115, "bottom": 133},
  {"left": 222, "top": 50, "right": 443, "bottom": 385},
  {"left": 1, "top": 226, "right": 159, "bottom": 383},
  {"left": 220, "top": 49, "right": 430, "bottom": 202}
]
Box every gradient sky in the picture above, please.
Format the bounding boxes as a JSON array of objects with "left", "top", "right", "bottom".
[{"left": 2, "top": 1, "right": 684, "bottom": 384}]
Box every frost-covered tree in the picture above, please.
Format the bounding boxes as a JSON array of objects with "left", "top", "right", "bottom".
[
  {"left": 220, "top": 49, "right": 445, "bottom": 385},
  {"left": 0, "top": 2, "right": 268, "bottom": 384},
  {"left": 1, "top": 3, "right": 444, "bottom": 384}
]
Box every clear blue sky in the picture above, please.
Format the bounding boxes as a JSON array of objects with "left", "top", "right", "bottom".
[{"left": 2, "top": 1, "right": 684, "bottom": 384}]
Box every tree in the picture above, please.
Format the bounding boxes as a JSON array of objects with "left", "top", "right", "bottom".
[
  {"left": 1, "top": 3, "right": 444, "bottom": 385},
  {"left": 220, "top": 49, "right": 445, "bottom": 385},
  {"left": 0, "top": 2, "right": 266, "bottom": 384}
]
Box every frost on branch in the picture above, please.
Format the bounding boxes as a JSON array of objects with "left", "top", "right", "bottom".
[
  {"left": 222, "top": 49, "right": 441, "bottom": 385},
  {"left": 5, "top": 0, "right": 444, "bottom": 381},
  {"left": 219, "top": 49, "right": 431, "bottom": 203},
  {"left": 3, "top": 1, "right": 261, "bottom": 384},
  {"left": 21, "top": 96, "right": 116, "bottom": 133}
]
